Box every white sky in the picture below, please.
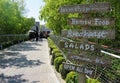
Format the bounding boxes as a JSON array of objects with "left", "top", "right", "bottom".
[{"left": 24, "top": 0, "right": 45, "bottom": 25}]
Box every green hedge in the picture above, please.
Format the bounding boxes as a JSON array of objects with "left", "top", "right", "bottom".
[
  {"left": 59, "top": 64, "right": 69, "bottom": 79},
  {"left": 52, "top": 48, "right": 61, "bottom": 55},
  {"left": 66, "top": 71, "right": 78, "bottom": 83},
  {"left": 48, "top": 38, "right": 57, "bottom": 49},
  {"left": 51, "top": 48, "right": 63, "bottom": 65},
  {"left": 54, "top": 52, "right": 63, "bottom": 58},
  {"left": 86, "top": 79, "right": 101, "bottom": 83},
  {"left": 0, "top": 37, "right": 28, "bottom": 50},
  {"left": 48, "top": 38, "right": 58, "bottom": 55},
  {"left": 54, "top": 57, "right": 65, "bottom": 72},
  {"left": 1, "top": 41, "right": 13, "bottom": 49}
]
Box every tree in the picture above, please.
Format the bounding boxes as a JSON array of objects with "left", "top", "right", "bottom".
[
  {"left": 40, "top": 0, "right": 120, "bottom": 47},
  {"left": 0, "top": 0, "right": 35, "bottom": 34}
]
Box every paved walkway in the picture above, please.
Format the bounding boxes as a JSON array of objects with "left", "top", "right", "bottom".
[{"left": 0, "top": 39, "right": 60, "bottom": 83}]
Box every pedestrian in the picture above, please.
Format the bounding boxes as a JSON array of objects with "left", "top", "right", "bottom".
[
  {"left": 28, "top": 30, "right": 35, "bottom": 41},
  {"left": 39, "top": 31, "right": 43, "bottom": 41},
  {"left": 35, "top": 25, "right": 39, "bottom": 41}
]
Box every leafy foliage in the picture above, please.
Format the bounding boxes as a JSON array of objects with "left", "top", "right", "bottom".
[
  {"left": 45, "top": 0, "right": 120, "bottom": 83},
  {"left": 66, "top": 71, "right": 78, "bottom": 83},
  {"left": 0, "top": 0, "right": 35, "bottom": 34},
  {"left": 86, "top": 78, "right": 101, "bottom": 83},
  {"left": 54, "top": 57, "right": 65, "bottom": 72},
  {"left": 40, "top": 0, "right": 120, "bottom": 48},
  {"left": 59, "top": 64, "right": 69, "bottom": 79}
]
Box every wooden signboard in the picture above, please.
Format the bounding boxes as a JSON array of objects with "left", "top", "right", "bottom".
[
  {"left": 62, "top": 29, "right": 115, "bottom": 39},
  {"left": 67, "top": 54, "right": 111, "bottom": 66},
  {"left": 59, "top": 1, "right": 115, "bottom": 82},
  {"left": 68, "top": 18, "right": 115, "bottom": 26},
  {"left": 63, "top": 62, "right": 94, "bottom": 76},
  {"left": 59, "top": 2, "right": 110, "bottom": 13},
  {"left": 59, "top": 41, "right": 100, "bottom": 52}
]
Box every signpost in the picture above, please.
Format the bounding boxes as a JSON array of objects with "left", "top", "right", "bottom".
[
  {"left": 62, "top": 29, "right": 115, "bottom": 39},
  {"left": 59, "top": 2, "right": 110, "bottom": 13},
  {"left": 59, "top": 1, "right": 114, "bottom": 83},
  {"left": 67, "top": 54, "right": 111, "bottom": 66},
  {"left": 68, "top": 18, "right": 115, "bottom": 26},
  {"left": 63, "top": 62, "right": 94, "bottom": 76},
  {"left": 59, "top": 41, "right": 99, "bottom": 52}
]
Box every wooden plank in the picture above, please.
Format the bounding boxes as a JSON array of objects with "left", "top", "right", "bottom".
[
  {"left": 67, "top": 54, "right": 111, "bottom": 66},
  {"left": 59, "top": 41, "right": 100, "bottom": 52},
  {"left": 59, "top": 2, "right": 110, "bottom": 13},
  {"left": 62, "top": 29, "right": 115, "bottom": 39},
  {"left": 63, "top": 62, "right": 94, "bottom": 76},
  {"left": 67, "top": 18, "right": 115, "bottom": 26}
]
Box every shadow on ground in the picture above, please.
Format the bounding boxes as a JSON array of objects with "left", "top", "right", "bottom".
[
  {"left": 0, "top": 52, "right": 44, "bottom": 68},
  {"left": 0, "top": 74, "right": 28, "bottom": 83},
  {"left": 5, "top": 41, "right": 42, "bottom": 51},
  {"left": 0, "top": 42, "right": 44, "bottom": 68},
  {"left": 0, "top": 41, "right": 44, "bottom": 83},
  {"left": 0, "top": 74, "right": 40, "bottom": 83}
]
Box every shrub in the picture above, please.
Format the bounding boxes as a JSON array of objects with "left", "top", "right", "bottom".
[
  {"left": 51, "top": 48, "right": 62, "bottom": 65},
  {"left": 2, "top": 41, "right": 12, "bottom": 48},
  {"left": 59, "top": 64, "right": 69, "bottom": 79},
  {"left": 86, "top": 78, "right": 101, "bottom": 83},
  {"left": 66, "top": 71, "right": 78, "bottom": 83},
  {"left": 54, "top": 57, "right": 65, "bottom": 72},
  {"left": 54, "top": 52, "right": 63, "bottom": 58},
  {"left": 48, "top": 38, "right": 57, "bottom": 49},
  {"left": 51, "top": 45, "right": 57, "bottom": 50},
  {"left": 52, "top": 48, "right": 61, "bottom": 55},
  {"left": 48, "top": 38, "right": 58, "bottom": 54},
  {"left": 51, "top": 54, "right": 55, "bottom": 65},
  {"left": 49, "top": 45, "right": 57, "bottom": 54},
  {"left": 48, "top": 38, "right": 54, "bottom": 46}
]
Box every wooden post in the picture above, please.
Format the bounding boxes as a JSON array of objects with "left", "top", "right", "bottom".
[
  {"left": 78, "top": 73, "right": 86, "bottom": 83},
  {"left": 59, "top": 2, "right": 113, "bottom": 83},
  {"left": 76, "top": 30, "right": 87, "bottom": 83},
  {"left": 77, "top": 13, "right": 90, "bottom": 83}
]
